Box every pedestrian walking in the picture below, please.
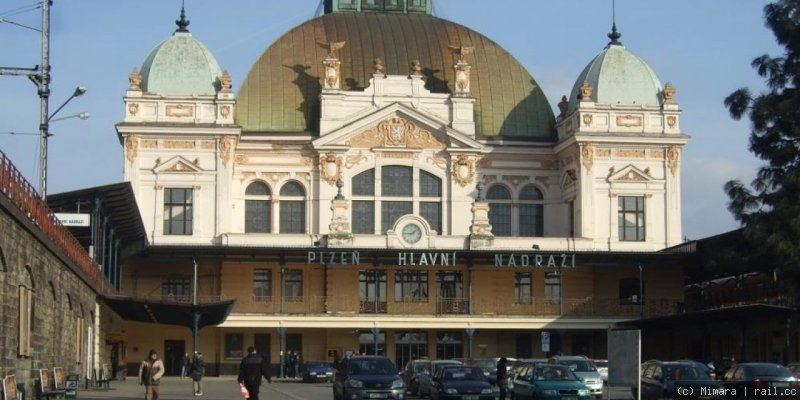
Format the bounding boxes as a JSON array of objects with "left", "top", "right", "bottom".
[
  {"left": 190, "top": 352, "right": 206, "bottom": 396},
  {"left": 497, "top": 357, "right": 508, "bottom": 400},
  {"left": 138, "top": 349, "right": 165, "bottom": 400},
  {"left": 181, "top": 353, "right": 190, "bottom": 379},
  {"left": 238, "top": 346, "right": 272, "bottom": 400}
]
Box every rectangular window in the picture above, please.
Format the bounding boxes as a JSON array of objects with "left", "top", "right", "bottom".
[
  {"left": 163, "top": 188, "right": 193, "bottom": 235},
  {"left": 254, "top": 269, "right": 272, "bottom": 300},
  {"left": 514, "top": 272, "right": 532, "bottom": 304},
  {"left": 284, "top": 269, "right": 303, "bottom": 302},
  {"left": 18, "top": 286, "right": 33, "bottom": 357},
  {"left": 280, "top": 201, "right": 305, "bottom": 233},
  {"left": 618, "top": 196, "right": 645, "bottom": 241},
  {"left": 245, "top": 199, "right": 270, "bottom": 233},
  {"left": 352, "top": 200, "right": 375, "bottom": 234},
  {"left": 381, "top": 201, "right": 412, "bottom": 232},
  {"left": 381, "top": 166, "right": 412, "bottom": 196},
  {"left": 352, "top": 170, "right": 375, "bottom": 196},
  {"left": 225, "top": 333, "right": 244, "bottom": 359},
  {"left": 420, "top": 202, "right": 441, "bottom": 234},
  {"left": 489, "top": 203, "right": 512, "bottom": 236},
  {"left": 519, "top": 204, "right": 543, "bottom": 237},
  {"left": 394, "top": 270, "right": 429, "bottom": 302},
  {"left": 162, "top": 277, "right": 190, "bottom": 302},
  {"left": 545, "top": 272, "right": 561, "bottom": 304}
]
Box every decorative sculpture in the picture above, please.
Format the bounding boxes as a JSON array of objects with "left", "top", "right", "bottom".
[
  {"left": 663, "top": 82, "right": 677, "bottom": 104},
  {"left": 410, "top": 59, "right": 423, "bottom": 76},
  {"left": 557, "top": 95, "right": 569, "bottom": 116},
  {"left": 319, "top": 41, "right": 346, "bottom": 90},
  {"left": 579, "top": 80, "right": 593, "bottom": 101},
  {"left": 219, "top": 70, "right": 233, "bottom": 93},
  {"left": 373, "top": 58, "right": 385, "bottom": 74},
  {"left": 129, "top": 68, "right": 143, "bottom": 91},
  {"left": 448, "top": 45, "right": 474, "bottom": 96}
]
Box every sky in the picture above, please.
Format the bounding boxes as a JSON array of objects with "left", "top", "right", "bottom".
[{"left": 0, "top": 0, "right": 783, "bottom": 241}]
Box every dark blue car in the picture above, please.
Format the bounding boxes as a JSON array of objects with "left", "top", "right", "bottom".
[{"left": 301, "top": 361, "right": 335, "bottom": 383}]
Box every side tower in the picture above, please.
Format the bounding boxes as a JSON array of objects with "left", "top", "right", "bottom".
[{"left": 556, "top": 25, "right": 688, "bottom": 250}]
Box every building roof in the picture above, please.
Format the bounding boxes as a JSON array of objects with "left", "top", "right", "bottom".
[
  {"left": 235, "top": 12, "right": 555, "bottom": 139},
  {"left": 568, "top": 38, "right": 663, "bottom": 113},
  {"left": 139, "top": 30, "right": 222, "bottom": 95}
]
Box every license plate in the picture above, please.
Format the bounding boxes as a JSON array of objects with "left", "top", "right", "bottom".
[
  {"left": 369, "top": 394, "right": 387, "bottom": 399},
  {"left": 773, "top": 382, "right": 789, "bottom": 387},
  {"left": 463, "top": 396, "right": 478, "bottom": 400}
]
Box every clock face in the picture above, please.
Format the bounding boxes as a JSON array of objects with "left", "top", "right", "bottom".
[{"left": 401, "top": 223, "right": 422, "bottom": 244}]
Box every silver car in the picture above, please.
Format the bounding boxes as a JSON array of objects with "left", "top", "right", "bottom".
[
  {"left": 553, "top": 356, "right": 603, "bottom": 398},
  {"left": 593, "top": 359, "right": 608, "bottom": 382}
]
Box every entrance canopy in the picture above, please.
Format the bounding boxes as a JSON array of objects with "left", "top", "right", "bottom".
[
  {"left": 102, "top": 295, "right": 235, "bottom": 329},
  {"left": 619, "top": 304, "right": 795, "bottom": 329}
]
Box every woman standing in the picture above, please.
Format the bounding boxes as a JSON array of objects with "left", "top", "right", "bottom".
[
  {"left": 138, "top": 349, "right": 165, "bottom": 400},
  {"left": 190, "top": 352, "right": 206, "bottom": 396}
]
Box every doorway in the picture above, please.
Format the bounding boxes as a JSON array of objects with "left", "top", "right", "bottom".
[
  {"left": 255, "top": 333, "right": 271, "bottom": 364},
  {"left": 164, "top": 340, "right": 185, "bottom": 376},
  {"left": 395, "top": 332, "right": 427, "bottom": 370},
  {"left": 359, "top": 270, "right": 387, "bottom": 313}
]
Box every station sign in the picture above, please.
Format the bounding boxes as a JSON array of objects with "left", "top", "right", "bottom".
[
  {"left": 307, "top": 250, "right": 576, "bottom": 268},
  {"left": 55, "top": 213, "right": 91, "bottom": 227}
]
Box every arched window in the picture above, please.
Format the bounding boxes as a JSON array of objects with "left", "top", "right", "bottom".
[
  {"left": 487, "top": 185, "right": 512, "bottom": 236},
  {"left": 351, "top": 166, "right": 443, "bottom": 234},
  {"left": 519, "top": 184, "right": 544, "bottom": 237},
  {"left": 279, "top": 181, "right": 306, "bottom": 233},
  {"left": 245, "top": 181, "right": 271, "bottom": 233}
]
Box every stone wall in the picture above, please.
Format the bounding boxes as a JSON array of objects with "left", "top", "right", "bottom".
[{"left": 0, "top": 194, "right": 120, "bottom": 395}]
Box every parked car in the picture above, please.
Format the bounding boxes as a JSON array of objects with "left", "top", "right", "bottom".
[
  {"left": 332, "top": 355, "right": 405, "bottom": 400},
  {"left": 551, "top": 356, "right": 603, "bottom": 398},
  {"left": 429, "top": 365, "right": 494, "bottom": 400},
  {"left": 511, "top": 362, "right": 592, "bottom": 400},
  {"left": 402, "top": 359, "right": 430, "bottom": 395},
  {"left": 721, "top": 362, "right": 799, "bottom": 398},
  {"left": 469, "top": 359, "right": 498, "bottom": 386},
  {"left": 635, "top": 360, "right": 723, "bottom": 400},
  {"left": 301, "top": 361, "right": 335, "bottom": 383},
  {"left": 593, "top": 359, "right": 608, "bottom": 383},
  {"left": 677, "top": 359, "right": 717, "bottom": 380},
  {"left": 418, "top": 360, "right": 463, "bottom": 398},
  {"left": 786, "top": 363, "right": 800, "bottom": 378}
]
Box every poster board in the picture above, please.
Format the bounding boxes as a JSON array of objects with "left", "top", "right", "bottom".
[{"left": 2, "top": 375, "right": 17, "bottom": 400}]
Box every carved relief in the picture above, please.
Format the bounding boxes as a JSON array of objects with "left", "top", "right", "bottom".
[
  {"left": 319, "top": 152, "right": 343, "bottom": 185},
  {"left": 477, "top": 158, "right": 492, "bottom": 168},
  {"left": 615, "top": 149, "right": 646, "bottom": 158},
  {"left": 502, "top": 175, "right": 529, "bottom": 188},
  {"left": 482, "top": 175, "right": 498, "bottom": 183},
  {"left": 128, "top": 68, "right": 143, "bottom": 91},
  {"left": 141, "top": 139, "right": 158, "bottom": 149},
  {"left": 200, "top": 140, "right": 215, "bottom": 149},
  {"left": 268, "top": 173, "right": 287, "bottom": 183},
  {"left": 582, "top": 114, "right": 593, "bottom": 127},
  {"left": 616, "top": 115, "right": 643, "bottom": 127},
  {"left": 239, "top": 171, "right": 255, "bottom": 182},
  {"left": 164, "top": 140, "right": 195, "bottom": 149},
  {"left": 128, "top": 103, "right": 139, "bottom": 116},
  {"left": 220, "top": 105, "right": 232, "bottom": 118},
  {"left": 580, "top": 143, "right": 595, "bottom": 172},
  {"left": 596, "top": 148, "right": 611, "bottom": 158},
  {"left": 667, "top": 115, "right": 677, "bottom": 128},
  {"left": 540, "top": 159, "right": 559, "bottom": 170},
  {"left": 378, "top": 152, "right": 415, "bottom": 159},
  {"left": 579, "top": 80, "right": 593, "bottom": 101},
  {"left": 452, "top": 155, "right": 476, "bottom": 187},
  {"left": 125, "top": 135, "right": 138, "bottom": 164},
  {"left": 235, "top": 153, "right": 248, "bottom": 165},
  {"left": 165, "top": 104, "right": 195, "bottom": 118},
  {"left": 427, "top": 155, "right": 448, "bottom": 169},
  {"left": 219, "top": 136, "right": 236, "bottom": 166},
  {"left": 347, "top": 117, "right": 445, "bottom": 149},
  {"left": 301, "top": 156, "right": 314, "bottom": 166},
  {"left": 345, "top": 151, "right": 368, "bottom": 168},
  {"left": 618, "top": 170, "right": 648, "bottom": 181},
  {"left": 218, "top": 70, "right": 233, "bottom": 93},
  {"left": 663, "top": 82, "right": 677, "bottom": 104},
  {"left": 165, "top": 161, "right": 194, "bottom": 173},
  {"left": 320, "top": 40, "right": 345, "bottom": 89},
  {"left": 666, "top": 145, "right": 681, "bottom": 176},
  {"left": 650, "top": 149, "right": 665, "bottom": 159}
]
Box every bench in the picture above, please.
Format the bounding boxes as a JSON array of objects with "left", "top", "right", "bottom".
[
  {"left": 2, "top": 375, "right": 18, "bottom": 400},
  {"left": 35, "top": 369, "right": 65, "bottom": 400},
  {"left": 95, "top": 364, "right": 112, "bottom": 389}
]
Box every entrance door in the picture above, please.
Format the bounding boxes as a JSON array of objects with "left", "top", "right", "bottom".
[
  {"left": 255, "top": 333, "right": 271, "bottom": 363},
  {"left": 164, "top": 340, "right": 185, "bottom": 376},
  {"left": 359, "top": 270, "right": 387, "bottom": 313},
  {"left": 395, "top": 332, "right": 428, "bottom": 370},
  {"left": 436, "top": 331, "right": 463, "bottom": 359},
  {"left": 359, "top": 331, "right": 386, "bottom": 356},
  {"left": 516, "top": 334, "right": 533, "bottom": 358}
]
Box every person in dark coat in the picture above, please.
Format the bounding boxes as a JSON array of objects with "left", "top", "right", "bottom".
[
  {"left": 189, "top": 352, "right": 206, "bottom": 396},
  {"left": 497, "top": 357, "right": 509, "bottom": 400},
  {"left": 238, "top": 346, "right": 272, "bottom": 400}
]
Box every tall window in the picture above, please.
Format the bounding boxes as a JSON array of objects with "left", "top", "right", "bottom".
[
  {"left": 163, "top": 188, "right": 193, "bottom": 235},
  {"left": 359, "top": 270, "right": 387, "bottom": 313},
  {"left": 620, "top": 278, "right": 645, "bottom": 305},
  {"left": 618, "top": 196, "right": 645, "bottom": 241},
  {"left": 162, "top": 277, "right": 190, "bottom": 301},
  {"left": 284, "top": 269, "right": 303, "bottom": 301},
  {"left": 254, "top": 269, "right": 272, "bottom": 300},
  {"left": 18, "top": 285, "right": 33, "bottom": 357},
  {"left": 395, "top": 270, "right": 429, "bottom": 302},
  {"left": 544, "top": 272, "right": 561, "bottom": 304},
  {"left": 351, "top": 166, "right": 442, "bottom": 234},
  {"left": 487, "top": 185, "right": 512, "bottom": 236},
  {"left": 279, "top": 182, "right": 306, "bottom": 233},
  {"left": 519, "top": 185, "right": 544, "bottom": 237},
  {"left": 225, "top": 333, "right": 244, "bottom": 359},
  {"left": 514, "top": 272, "right": 532, "bottom": 304},
  {"left": 245, "top": 181, "right": 271, "bottom": 233}
]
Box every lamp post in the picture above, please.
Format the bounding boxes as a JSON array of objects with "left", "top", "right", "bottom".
[{"left": 40, "top": 85, "right": 87, "bottom": 199}]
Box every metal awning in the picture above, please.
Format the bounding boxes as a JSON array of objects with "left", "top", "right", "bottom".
[
  {"left": 619, "top": 304, "right": 795, "bottom": 329},
  {"left": 102, "top": 295, "right": 235, "bottom": 329}
]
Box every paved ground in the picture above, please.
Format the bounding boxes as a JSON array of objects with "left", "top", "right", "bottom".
[{"left": 74, "top": 377, "right": 634, "bottom": 400}]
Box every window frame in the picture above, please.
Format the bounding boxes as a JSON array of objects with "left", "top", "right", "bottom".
[
  {"left": 618, "top": 195, "right": 646, "bottom": 241},
  {"left": 279, "top": 181, "right": 307, "bottom": 234},
  {"left": 514, "top": 272, "right": 532, "bottom": 305},
  {"left": 284, "top": 269, "right": 304, "bottom": 302},
  {"left": 544, "top": 272, "right": 561, "bottom": 304},
  {"left": 245, "top": 181, "right": 272, "bottom": 233},
  {"left": 394, "top": 270, "right": 429, "bottom": 302},
  {"left": 163, "top": 187, "right": 194, "bottom": 235},
  {"left": 253, "top": 268, "right": 273, "bottom": 301}
]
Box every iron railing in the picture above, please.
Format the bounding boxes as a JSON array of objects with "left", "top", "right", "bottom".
[{"left": 0, "top": 151, "right": 113, "bottom": 294}]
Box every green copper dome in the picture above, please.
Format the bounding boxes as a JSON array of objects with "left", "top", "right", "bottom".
[
  {"left": 236, "top": 12, "right": 555, "bottom": 139},
  {"left": 568, "top": 42, "right": 663, "bottom": 113},
  {"left": 139, "top": 31, "right": 222, "bottom": 95}
]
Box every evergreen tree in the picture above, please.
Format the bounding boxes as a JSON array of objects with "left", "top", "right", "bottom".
[{"left": 724, "top": 0, "right": 800, "bottom": 287}]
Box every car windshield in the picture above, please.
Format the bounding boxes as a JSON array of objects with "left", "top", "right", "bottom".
[
  {"left": 558, "top": 360, "right": 596, "bottom": 372},
  {"left": 433, "top": 361, "right": 462, "bottom": 374},
  {"left": 348, "top": 358, "right": 397, "bottom": 375},
  {"left": 306, "top": 362, "right": 331, "bottom": 369},
  {"left": 413, "top": 362, "right": 429, "bottom": 373},
  {"left": 442, "top": 366, "right": 485, "bottom": 381},
  {"left": 472, "top": 360, "right": 494, "bottom": 369},
  {"left": 747, "top": 365, "right": 792, "bottom": 378},
  {"left": 535, "top": 365, "right": 577, "bottom": 381},
  {"left": 663, "top": 365, "right": 708, "bottom": 380},
  {"left": 594, "top": 361, "right": 608, "bottom": 368}
]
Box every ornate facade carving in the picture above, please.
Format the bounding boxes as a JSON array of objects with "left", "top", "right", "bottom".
[
  {"left": 345, "top": 151, "right": 368, "bottom": 168},
  {"left": 596, "top": 148, "right": 611, "bottom": 158},
  {"left": 128, "top": 68, "right": 142, "bottom": 91},
  {"left": 219, "top": 136, "right": 236, "bottom": 166},
  {"left": 579, "top": 80, "right": 593, "bottom": 101},
  {"left": 268, "top": 173, "right": 287, "bottom": 183},
  {"left": 165, "top": 161, "right": 194, "bottom": 173},
  {"left": 663, "top": 82, "right": 676, "bottom": 104},
  {"left": 125, "top": 135, "right": 138, "bottom": 164},
  {"left": 165, "top": 104, "right": 195, "bottom": 117},
  {"left": 346, "top": 117, "right": 446, "bottom": 149},
  {"left": 164, "top": 140, "right": 196, "bottom": 149},
  {"left": 220, "top": 105, "right": 232, "bottom": 118},
  {"left": 239, "top": 171, "right": 255, "bottom": 182},
  {"left": 666, "top": 145, "right": 680, "bottom": 176},
  {"left": 582, "top": 114, "right": 593, "bottom": 126},
  {"left": 427, "top": 155, "right": 448, "bottom": 170},
  {"left": 615, "top": 149, "right": 646, "bottom": 158},
  {"left": 618, "top": 170, "right": 648, "bottom": 181},
  {"left": 667, "top": 115, "right": 677, "bottom": 128},
  {"left": 128, "top": 103, "right": 139, "bottom": 116},
  {"left": 373, "top": 58, "right": 384, "bottom": 74},
  {"left": 650, "top": 149, "right": 665, "bottom": 159},
  {"left": 580, "top": 143, "right": 595, "bottom": 172},
  {"left": 477, "top": 158, "right": 492, "bottom": 168},
  {"left": 557, "top": 95, "right": 568, "bottom": 116},
  {"left": 410, "top": 59, "right": 423, "bottom": 76},
  {"left": 319, "top": 152, "right": 343, "bottom": 185},
  {"left": 218, "top": 70, "right": 233, "bottom": 93},
  {"left": 616, "top": 115, "right": 643, "bottom": 127},
  {"left": 502, "top": 175, "right": 529, "bottom": 188},
  {"left": 141, "top": 139, "right": 158, "bottom": 149},
  {"left": 235, "top": 153, "right": 248, "bottom": 165},
  {"left": 201, "top": 140, "right": 215, "bottom": 149},
  {"left": 378, "top": 152, "right": 415, "bottom": 159},
  {"left": 452, "top": 154, "right": 476, "bottom": 187}
]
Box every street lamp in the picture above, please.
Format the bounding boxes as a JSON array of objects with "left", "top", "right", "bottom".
[
  {"left": 40, "top": 85, "right": 87, "bottom": 199},
  {"left": 49, "top": 111, "right": 90, "bottom": 122}
]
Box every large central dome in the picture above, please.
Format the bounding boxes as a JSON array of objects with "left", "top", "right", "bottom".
[{"left": 236, "top": 12, "right": 555, "bottom": 139}]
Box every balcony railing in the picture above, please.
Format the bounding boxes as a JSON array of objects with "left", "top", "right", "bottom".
[
  {"left": 683, "top": 293, "right": 797, "bottom": 312},
  {"left": 224, "top": 295, "right": 680, "bottom": 317},
  {"left": 0, "top": 151, "right": 113, "bottom": 295}
]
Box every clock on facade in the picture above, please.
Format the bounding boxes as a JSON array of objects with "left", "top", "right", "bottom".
[{"left": 401, "top": 223, "right": 423, "bottom": 244}]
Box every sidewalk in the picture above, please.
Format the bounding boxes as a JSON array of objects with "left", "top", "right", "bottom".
[{"left": 76, "top": 376, "right": 304, "bottom": 400}]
